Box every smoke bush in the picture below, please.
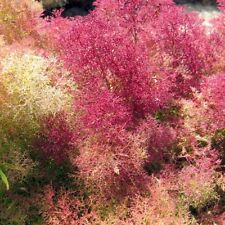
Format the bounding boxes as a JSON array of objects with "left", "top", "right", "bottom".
[
  {"left": 13, "top": 0, "right": 225, "bottom": 222},
  {"left": 151, "top": 7, "right": 214, "bottom": 96},
  {"left": 1, "top": 0, "right": 225, "bottom": 223},
  {"left": 201, "top": 73, "right": 225, "bottom": 130},
  {"left": 75, "top": 132, "right": 148, "bottom": 199},
  {"left": 41, "top": 0, "right": 222, "bottom": 200},
  {"left": 125, "top": 181, "right": 195, "bottom": 225},
  {"left": 182, "top": 73, "right": 225, "bottom": 140}
]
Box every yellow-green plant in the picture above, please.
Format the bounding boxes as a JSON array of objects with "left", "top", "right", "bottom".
[{"left": 1, "top": 51, "right": 72, "bottom": 127}]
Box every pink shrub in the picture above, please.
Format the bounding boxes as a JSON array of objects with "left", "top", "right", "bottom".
[
  {"left": 124, "top": 182, "right": 192, "bottom": 225},
  {"left": 207, "top": 15, "right": 225, "bottom": 75},
  {"left": 150, "top": 6, "right": 214, "bottom": 96},
  {"left": 180, "top": 73, "right": 225, "bottom": 143},
  {"left": 75, "top": 80, "right": 132, "bottom": 143},
  {"left": 38, "top": 0, "right": 225, "bottom": 208},
  {"left": 59, "top": 16, "right": 174, "bottom": 119},
  {"left": 94, "top": 0, "right": 175, "bottom": 43},
  {"left": 2, "top": 0, "right": 225, "bottom": 223},
  {"left": 35, "top": 112, "right": 75, "bottom": 163}
]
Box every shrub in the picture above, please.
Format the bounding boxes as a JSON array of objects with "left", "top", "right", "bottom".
[
  {"left": 4, "top": 0, "right": 224, "bottom": 223},
  {"left": 125, "top": 182, "right": 195, "bottom": 225},
  {"left": 0, "top": 51, "right": 71, "bottom": 131},
  {"left": 201, "top": 73, "right": 225, "bottom": 131},
  {"left": 41, "top": 0, "right": 221, "bottom": 200}
]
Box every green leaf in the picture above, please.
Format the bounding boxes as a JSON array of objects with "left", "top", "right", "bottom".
[{"left": 0, "top": 168, "right": 9, "bottom": 190}]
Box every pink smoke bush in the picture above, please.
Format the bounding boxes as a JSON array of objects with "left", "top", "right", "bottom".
[
  {"left": 40, "top": 0, "right": 224, "bottom": 200},
  {"left": 35, "top": 112, "right": 75, "bottom": 163},
  {"left": 3, "top": 0, "right": 224, "bottom": 223}
]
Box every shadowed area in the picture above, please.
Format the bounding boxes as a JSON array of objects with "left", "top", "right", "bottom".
[
  {"left": 40, "top": 0, "right": 95, "bottom": 17},
  {"left": 175, "top": 0, "right": 217, "bottom": 5},
  {"left": 40, "top": 0, "right": 218, "bottom": 18}
]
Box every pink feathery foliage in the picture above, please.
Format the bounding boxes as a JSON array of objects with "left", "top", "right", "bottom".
[
  {"left": 75, "top": 81, "right": 132, "bottom": 143},
  {"left": 201, "top": 74, "right": 225, "bottom": 131},
  {"left": 150, "top": 6, "right": 212, "bottom": 96},
  {"left": 57, "top": 13, "right": 174, "bottom": 121},
  {"left": 93, "top": 0, "right": 175, "bottom": 42},
  {"left": 112, "top": 174, "right": 192, "bottom": 225},
  {"left": 137, "top": 117, "right": 177, "bottom": 162},
  {"left": 75, "top": 135, "right": 148, "bottom": 199},
  {"left": 41, "top": 0, "right": 221, "bottom": 199},
  {"left": 42, "top": 0, "right": 189, "bottom": 199},
  {"left": 42, "top": 186, "right": 99, "bottom": 225},
  {"left": 207, "top": 15, "right": 225, "bottom": 74},
  {"left": 37, "top": 10, "right": 74, "bottom": 51},
  {"left": 35, "top": 112, "right": 75, "bottom": 164},
  {"left": 214, "top": 212, "right": 225, "bottom": 225}
]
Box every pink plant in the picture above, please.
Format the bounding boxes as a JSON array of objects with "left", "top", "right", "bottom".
[
  {"left": 150, "top": 6, "right": 214, "bottom": 96},
  {"left": 75, "top": 131, "right": 148, "bottom": 199},
  {"left": 58, "top": 16, "right": 174, "bottom": 119},
  {"left": 42, "top": 186, "right": 99, "bottom": 225},
  {"left": 201, "top": 73, "right": 225, "bottom": 130},
  {"left": 137, "top": 116, "right": 177, "bottom": 162},
  {"left": 39, "top": 0, "right": 225, "bottom": 206},
  {"left": 35, "top": 112, "right": 75, "bottom": 163}
]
